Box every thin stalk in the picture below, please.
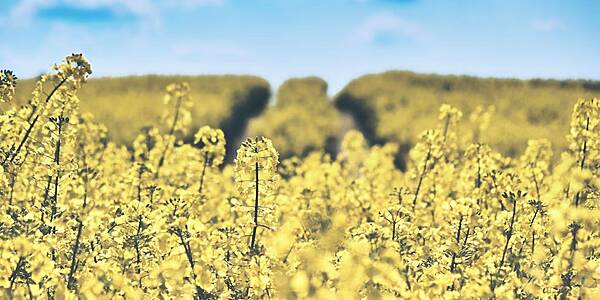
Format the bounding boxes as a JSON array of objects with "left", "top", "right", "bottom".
[
  {"left": 580, "top": 116, "right": 590, "bottom": 170},
  {"left": 50, "top": 175, "right": 59, "bottom": 234},
  {"left": 492, "top": 196, "right": 518, "bottom": 291},
  {"left": 574, "top": 116, "right": 590, "bottom": 207},
  {"left": 168, "top": 95, "right": 183, "bottom": 137},
  {"left": 382, "top": 209, "right": 399, "bottom": 241},
  {"left": 490, "top": 176, "right": 507, "bottom": 211},
  {"left": 176, "top": 229, "right": 213, "bottom": 299},
  {"left": 156, "top": 94, "right": 183, "bottom": 177},
  {"left": 499, "top": 200, "right": 517, "bottom": 271},
  {"left": 475, "top": 144, "right": 482, "bottom": 188},
  {"left": 137, "top": 165, "right": 143, "bottom": 203},
  {"left": 8, "top": 170, "right": 16, "bottom": 205},
  {"left": 462, "top": 227, "right": 471, "bottom": 248},
  {"left": 250, "top": 146, "right": 260, "bottom": 251},
  {"left": 531, "top": 169, "right": 541, "bottom": 206},
  {"left": 442, "top": 115, "right": 451, "bottom": 143},
  {"left": 404, "top": 266, "right": 412, "bottom": 291},
  {"left": 135, "top": 215, "right": 143, "bottom": 275},
  {"left": 25, "top": 279, "right": 33, "bottom": 300},
  {"left": 198, "top": 152, "right": 209, "bottom": 195},
  {"left": 412, "top": 147, "right": 432, "bottom": 211},
  {"left": 8, "top": 256, "right": 25, "bottom": 297},
  {"left": 529, "top": 206, "right": 540, "bottom": 227},
  {"left": 8, "top": 77, "right": 68, "bottom": 164},
  {"left": 561, "top": 224, "right": 580, "bottom": 300},
  {"left": 80, "top": 146, "right": 90, "bottom": 209},
  {"left": 41, "top": 175, "right": 52, "bottom": 223},
  {"left": 67, "top": 220, "right": 84, "bottom": 290},
  {"left": 50, "top": 120, "right": 63, "bottom": 235},
  {"left": 450, "top": 214, "right": 464, "bottom": 273},
  {"left": 48, "top": 117, "right": 66, "bottom": 264},
  {"left": 558, "top": 114, "right": 590, "bottom": 299},
  {"left": 391, "top": 218, "right": 397, "bottom": 241}
]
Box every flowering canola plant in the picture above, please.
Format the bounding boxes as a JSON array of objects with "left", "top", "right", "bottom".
[{"left": 0, "top": 55, "right": 599, "bottom": 299}]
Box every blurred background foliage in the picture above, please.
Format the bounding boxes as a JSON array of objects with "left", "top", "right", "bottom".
[
  {"left": 12, "top": 75, "right": 271, "bottom": 159},
  {"left": 8, "top": 71, "right": 600, "bottom": 163},
  {"left": 335, "top": 71, "right": 600, "bottom": 161},
  {"left": 247, "top": 77, "right": 346, "bottom": 158}
]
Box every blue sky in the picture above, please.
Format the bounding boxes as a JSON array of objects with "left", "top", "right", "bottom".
[{"left": 0, "top": 0, "right": 599, "bottom": 93}]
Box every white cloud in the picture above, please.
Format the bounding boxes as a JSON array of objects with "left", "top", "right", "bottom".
[
  {"left": 531, "top": 18, "right": 564, "bottom": 32},
  {"left": 356, "top": 12, "right": 423, "bottom": 43},
  {"left": 0, "top": 22, "right": 98, "bottom": 76}
]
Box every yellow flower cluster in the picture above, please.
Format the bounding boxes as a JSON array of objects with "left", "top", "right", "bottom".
[
  {"left": 195, "top": 126, "right": 226, "bottom": 194},
  {"left": 235, "top": 137, "right": 279, "bottom": 198},
  {"left": 0, "top": 70, "right": 17, "bottom": 103},
  {"left": 162, "top": 82, "right": 193, "bottom": 136},
  {"left": 52, "top": 53, "right": 92, "bottom": 89},
  {"left": 195, "top": 126, "right": 226, "bottom": 168},
  {"left": 0, "top": 55, "right": 599, "bottom": 299}
]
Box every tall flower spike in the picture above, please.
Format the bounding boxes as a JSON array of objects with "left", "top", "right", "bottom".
[
  {"left": 194, "top": 126, "right": 226, "bottom": 168},
  {"left": 438, "top": 104, "right": 463, "bottom": 137},
  {"left": 235, "top": 137, "right": 279, "bottom": 198},
  {"left": 162, "top": 82, "right": 192, "bottom": 136},
  {"left": 53, "top": 53, "right": 92, "bottom": 88},
  {"left": 5, "top": 54, "right": 91, "bottom": 165},
  {"left": 0, "top": 70, "right": 17, "bottom": 103},
  {"left": 567, "top": 98, "right": 599, "bottom": 170},
  {"left": 195, "top": 126, "right": 226, "bottom": 194},
  {"left": 155, "top": 82, "right": 192, "bottom": 177},
  {"left": 234, "top": 136, "right": 279, "bottom": 251}
]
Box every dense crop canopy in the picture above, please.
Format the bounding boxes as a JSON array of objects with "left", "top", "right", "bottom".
[{"left": 0, "top": 56, "right": 599, "bottom": 299}]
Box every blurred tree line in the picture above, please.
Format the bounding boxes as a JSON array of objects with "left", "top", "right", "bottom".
[
  {"left": 8, "top": 71, "right": 600, "bottom": 164},
  {"left": 336, "top": 71, "right": 600, "bottom": 167},
  {"left": 11, "top": 75, "right": 270, "bottom": 160}
]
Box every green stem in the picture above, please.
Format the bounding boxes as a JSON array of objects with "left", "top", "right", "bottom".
[
  {"left": 250, "top": 146, "right": 260, "bottom": 251},
  {"left": 67, "top": 220, "right": 84, "bottom": 290},
  {"left": 8, "top": 77, "right": 68, "bottom": 165},
  {"left": 198, "top": 152, "right": 209, "bottom": 195},
  {"left": 412, "top": 147, "right": 431, "bottom": 211},
  {"left": 493, "top": 196, "right": 518, "bottom": 291}
]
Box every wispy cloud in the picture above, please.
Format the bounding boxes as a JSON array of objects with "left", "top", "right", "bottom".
[
  {"left": 356, "top": 12, "right": 423, "bottom": 45},
  {"left": 37, "top": 5, "right": 137, "bottom": 23},
  {"left": 166, "top": 0, "right": 225, "bottom": 8},
  {"left": 7, "top": 0, "right": 157, "bottom": 25},
  {"left": 531, "top": 17, "right": 564, "bottom": 32},
  {"left": 0, "top": 22, "right": 99, "bottom": 75},
  {"left": 2, "top": 0, "right": 224, "bottom": 26}
]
